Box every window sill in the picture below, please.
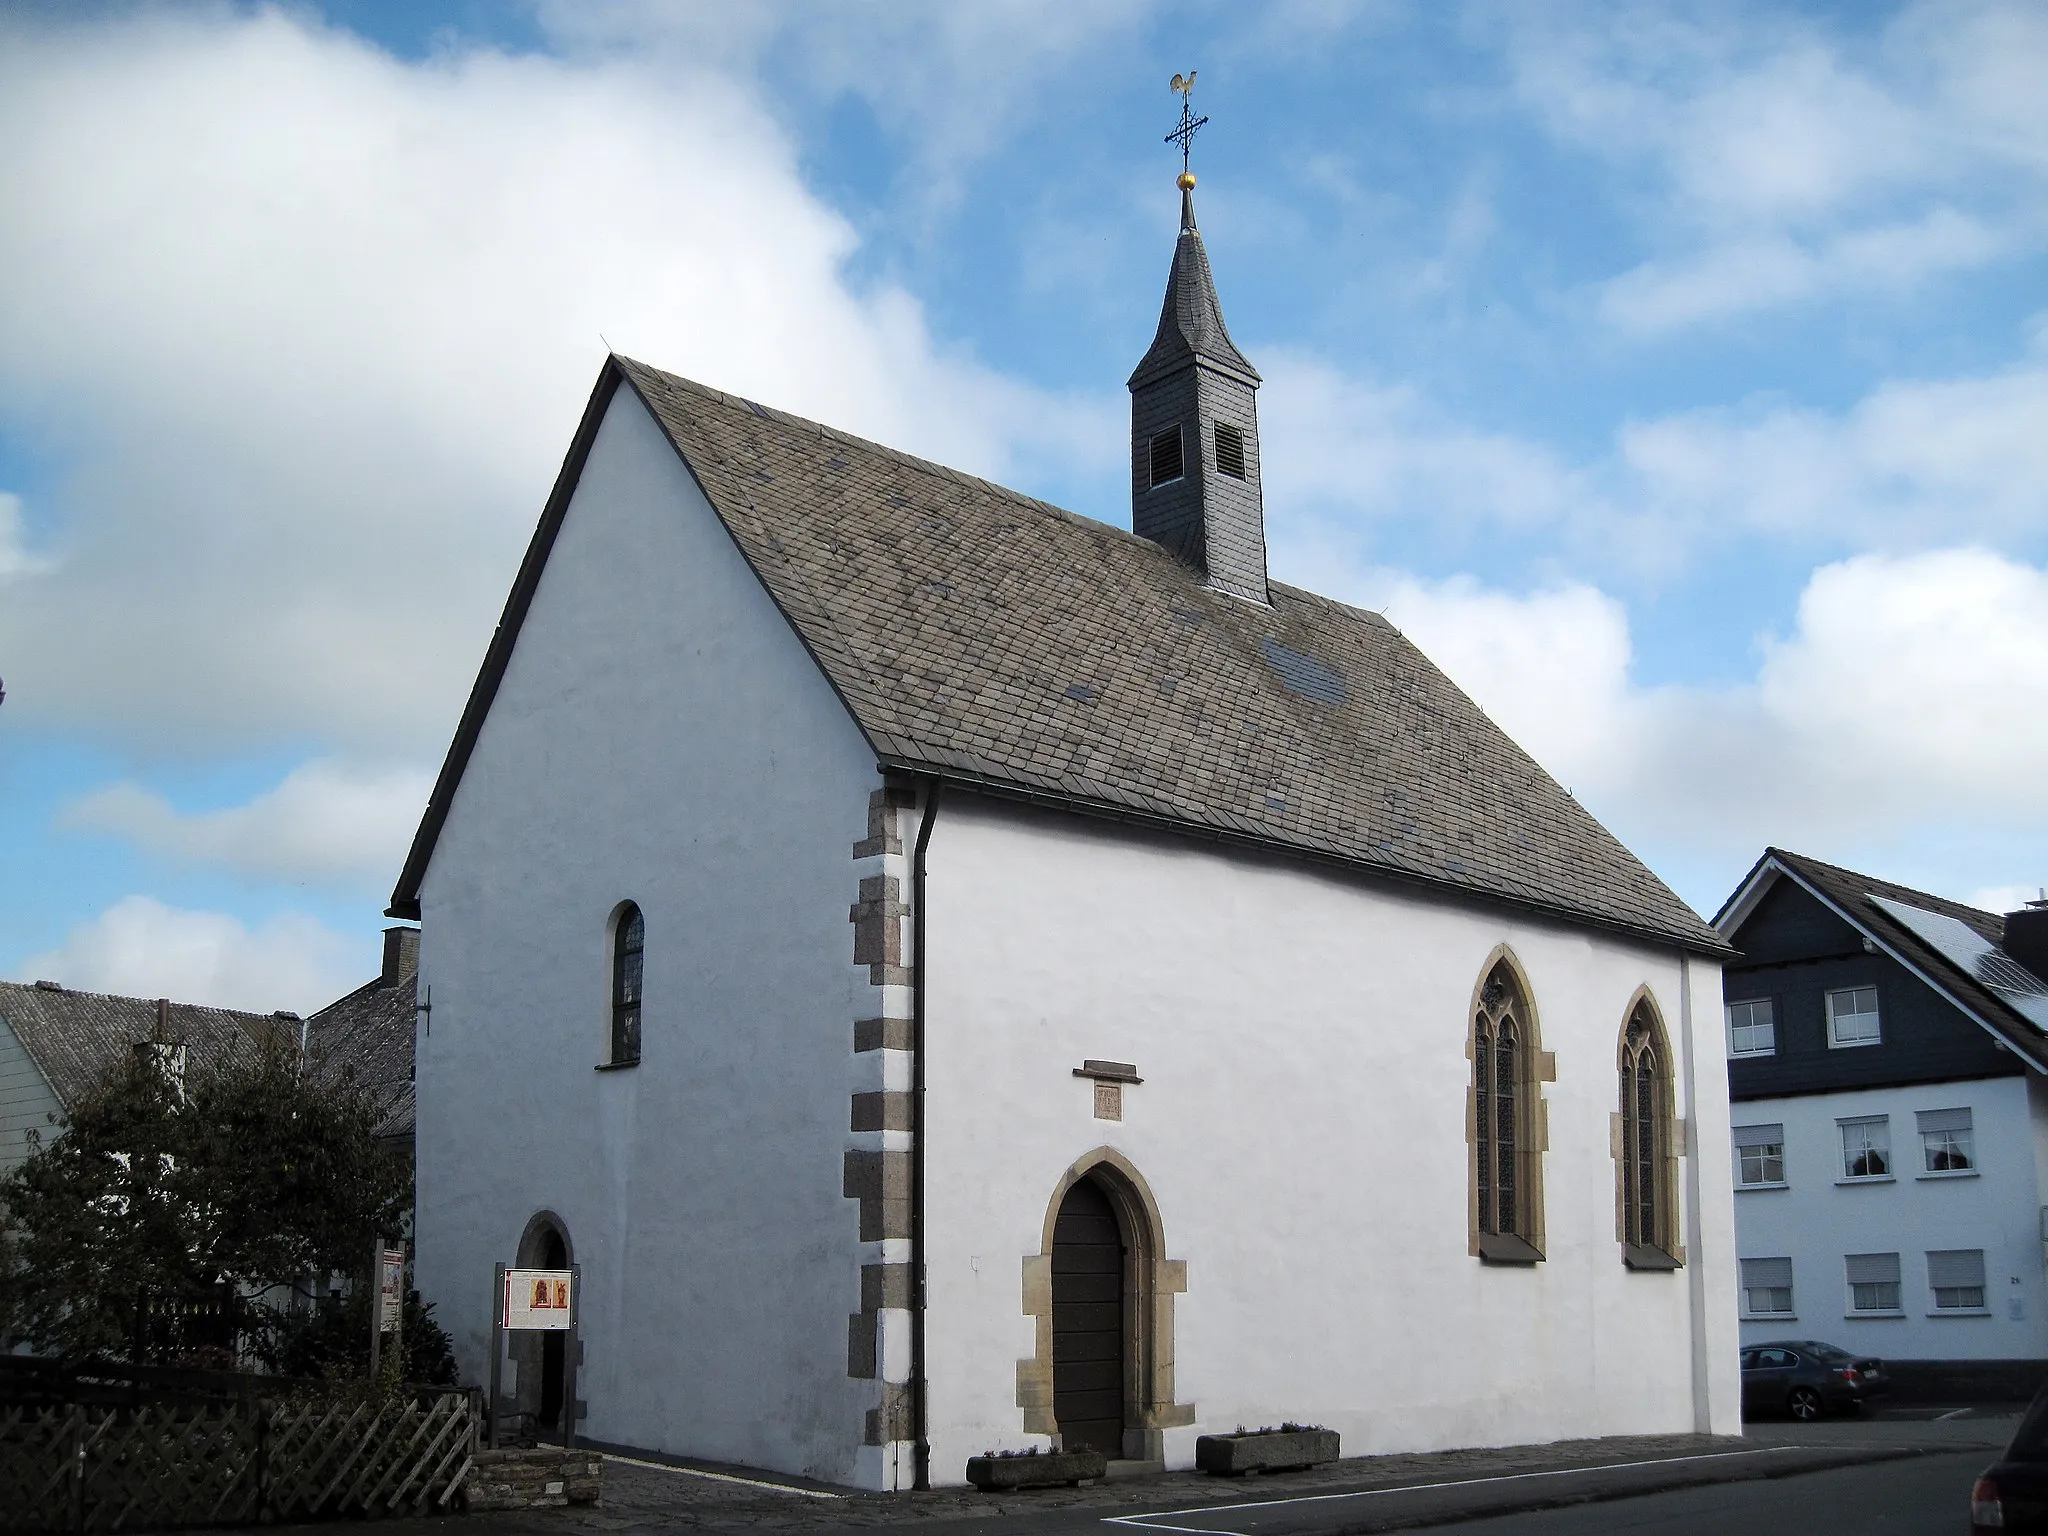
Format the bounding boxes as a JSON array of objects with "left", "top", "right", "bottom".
[
  {"left": 1928, "top": 1309, "right": 1993, "bottom": 1318},
  {"left": 1742, "top": 1314, "right": 1797, "bottom": 1323},
  {"left": 1827, "top": 1036, "right": 1882, "bottom": 1050},
  {"left": 1845, "top": 1310, "right": 1906, "bottom": 1320},
  {"left": 1625, "top": 1243, "right": 1683, "bottom": 1272},
  {"left": 1477, "top": 1232, "right": 1545, "bottom": 1265},
  {"left": 1917, "top": 1169, "right": 1980, "bottom": 1181},
  {"left": 594, "top": 1059, "right": 640, "bottom": 1073},
  {"left": 1729, "top": 1049, "right": 1777, "bottom": 1059},
  {"left": 1737, "top": 1181, "right": 1791, "bottom": 1193},
  {"left": 1835, "top": 1175, "right": 1896, "bottom": 1186}
]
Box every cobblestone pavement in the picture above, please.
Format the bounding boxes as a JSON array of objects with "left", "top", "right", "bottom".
[{"left": 223, "top": 1427, "right": 1952, "bottom": 1536}]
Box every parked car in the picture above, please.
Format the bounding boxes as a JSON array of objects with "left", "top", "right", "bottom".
[
  {"left": 1749, "top": 1338, "right": 1890, "bottom": 1398},
  {"left": 1738, "top": 1342, "right": 1868, "bottom": 1420},
  {"left": 1971, "top": 1378, "right": 2048, "bottom": 1530}
]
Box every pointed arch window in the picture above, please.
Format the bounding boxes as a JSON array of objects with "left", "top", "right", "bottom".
[
  {"left": 608, "top": 904, "right": 644, "bottom": 1067},
  {"left": 1619, "top": 996, "right": 1682, "bottom": 1270},
  {"left": 1472, "top": 958, "right": 1544, "bottom": 1263}
]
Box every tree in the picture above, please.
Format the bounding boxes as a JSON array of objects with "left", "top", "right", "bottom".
[{"left": 0, "top": 1034, "right": 412, "bottom": 1368}]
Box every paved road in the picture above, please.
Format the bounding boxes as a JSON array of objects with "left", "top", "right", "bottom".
[{"left": 1410, "top": 1448, "right": 1984, "bottom": 1534}]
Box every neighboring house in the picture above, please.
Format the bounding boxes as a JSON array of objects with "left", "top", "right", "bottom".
[
  {"left": 391, "top": 177, "right": 1742, "bottom": 1490},
  {"left": 0, "top": 979, "right": 292, "bottom": 1176},
  {"left": 1715, "top": 849, "right": 2048, "bottom": 1373},
  {"left": 304, "top": 926, "right": 420, "bottom": 1163}
]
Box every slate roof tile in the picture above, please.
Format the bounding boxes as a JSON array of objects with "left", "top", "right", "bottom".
[
  {"left": 609, "top": 358, "right": 1722, "bottom": 953},
  {"left": 0, "top": 980, "right": 284, "bottom": 1110}
]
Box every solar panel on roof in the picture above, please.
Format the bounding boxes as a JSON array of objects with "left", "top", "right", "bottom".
[{"left": 1869, "top": 895, "right": 2048, "bottom": 1033}]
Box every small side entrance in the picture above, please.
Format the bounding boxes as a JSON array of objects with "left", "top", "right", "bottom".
[{"left": 1050, "top": 1178, "right": 1125, "bottom": 1457}]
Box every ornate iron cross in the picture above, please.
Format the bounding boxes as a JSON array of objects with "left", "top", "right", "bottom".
[{"left": 1165, "top": 71, "right": 1208, "bottom": 178}]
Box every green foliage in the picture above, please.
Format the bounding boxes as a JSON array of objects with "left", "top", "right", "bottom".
[
  {"left": 264, "top": 1285, "right": 457, "bottom": 1387},
  {"left": 0, "top": 1036, "right": 412, "bottom": 1367}
]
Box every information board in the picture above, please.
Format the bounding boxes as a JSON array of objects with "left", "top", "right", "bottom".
[{"left": 504, "top": 1267, "right": 575, "bottom": 1331}]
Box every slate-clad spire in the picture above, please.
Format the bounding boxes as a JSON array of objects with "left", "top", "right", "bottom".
[{"left": 1128, "top": 175, "right": 1269, "bottom": 604}]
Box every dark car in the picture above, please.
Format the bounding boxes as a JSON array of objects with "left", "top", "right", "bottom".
[
  {"left": 1971, "top": 1378, "right": 2048, "bottom": 1530},
  {"left": 1738, "top": 1341, "right": 1869, "bottom": 1420},
  {"left": 1750, "top": 1338, "right": 1890, "bottom": 1398}
]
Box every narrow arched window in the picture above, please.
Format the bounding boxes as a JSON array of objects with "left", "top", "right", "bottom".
[
  {"left": 1619, "top": 997, "right": 1681, "bottom": 1269},
  {"left": 1473, "top": 959, "right": 1544, "bottom": 1263},
  {"left": 610, "top": 904, "right": 644, "bottom": 1066}
]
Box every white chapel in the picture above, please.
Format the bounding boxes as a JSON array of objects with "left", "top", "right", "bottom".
[{"left": 392, "top": 172, "right": 1743, "bottom": 1490}]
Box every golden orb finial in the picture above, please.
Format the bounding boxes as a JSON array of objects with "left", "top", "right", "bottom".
[{"left": 1178, "top": 171, "right": 1197, "bottom": 191}]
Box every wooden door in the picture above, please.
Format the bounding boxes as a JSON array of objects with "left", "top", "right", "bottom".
[{"left": 1051, "top": 1178, "right": 1125, "bottom": 1458}]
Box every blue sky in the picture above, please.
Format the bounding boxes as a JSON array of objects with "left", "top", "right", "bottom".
[{"left": 2, "top": 0, "right": 2045, "bottom": 1011}]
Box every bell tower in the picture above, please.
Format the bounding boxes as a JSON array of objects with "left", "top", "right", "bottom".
[{"left": 1128, "top": 79, "right": 1267, "bottom": 604}]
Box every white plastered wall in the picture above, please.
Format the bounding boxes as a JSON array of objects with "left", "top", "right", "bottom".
[
  {"left": 413, "top": 384, "right": 881, "bottom": 1483},
  {"left": 1733, "top": 1074, "right": 2048, "bottom": 1360},
  {"left": 920, "top": 796, "right": 1739, "bottom": 1483}
]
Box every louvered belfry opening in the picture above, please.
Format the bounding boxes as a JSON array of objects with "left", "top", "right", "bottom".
[
  {"left": 1129, "top": 182, "right": 1269, "bottom": 604},
  {"left": 1050, "top": 1177, "right": 1127, "bottom": 1458}
]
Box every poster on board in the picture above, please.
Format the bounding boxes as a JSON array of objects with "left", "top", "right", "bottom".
[
  {"left": 377, "top": 1247, "right": 405, "bottom": 1334},
  {"left": 503, "top": 1268, "right": 575, "bottom": 1331}
]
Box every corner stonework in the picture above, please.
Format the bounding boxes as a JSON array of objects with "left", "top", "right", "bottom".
[{"left": 844, "top": 785, "right": 924, "bottom": 1486}]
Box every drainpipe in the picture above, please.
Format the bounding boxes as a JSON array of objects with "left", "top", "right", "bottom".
[{"left": 910, "top": 780, "right": 941, "bottom": 1490}]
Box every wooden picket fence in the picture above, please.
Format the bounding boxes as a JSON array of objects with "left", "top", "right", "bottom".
[{"left": 0, "top": 1389, "right": 476, "bottom": 1531}]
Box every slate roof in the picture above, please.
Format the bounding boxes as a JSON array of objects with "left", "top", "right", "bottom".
[
  {"left": 305, "top": 971, "right": 415, "bottom": 1144},
  {"left": 392, "top": 357, "right": 1724, "bottom": 955},
  {"left": 0, "top": 980, "right": 284, "bottom": 1110},
  {"left": 1129, "top": 190, "right": 1259, "bottom": 390},
  {"left": 1718, "top": 848, "right": 2048, "bottom": 1070}
]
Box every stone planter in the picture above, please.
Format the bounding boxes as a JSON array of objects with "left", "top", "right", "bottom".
[
  {"left": 1195, "top": 1428, "right": 1340, "bottom": 1476},
  {"left": 467, "top": 1447, "right": 605, "bottom": 1510},
  {"left": 965, "top": 1449, "right": 1108, "bottom": 1490}
]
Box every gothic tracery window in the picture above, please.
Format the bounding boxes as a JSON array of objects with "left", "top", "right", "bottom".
[
  {"left": 1473, "top": 959, "right": 1543, "bottom": 1262},
  {"left": 1619, "top": 996, "right": 1681, "bottom": 1269}
]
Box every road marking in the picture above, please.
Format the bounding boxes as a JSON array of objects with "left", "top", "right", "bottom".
[
  {"left": 599, "top": 1452, "right": 843, "bottom": 1498},
  {"left": 1102, "top": 1446, "right": 1800, "bottom": 1531},
  {"left": 1936, "top": 1408, "right": 1974, "bottom": 1421}
]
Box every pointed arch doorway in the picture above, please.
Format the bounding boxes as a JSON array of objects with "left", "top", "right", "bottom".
[
  {"left": 514, "top": 1213, "right": 572, "bottom": 1432},
  {"left": 1051, "top": 1178, "right": 1125, "bottom": 1457},
  {"left": 1019, "top": 1149, "right": 1195, "bottom": 1460}
]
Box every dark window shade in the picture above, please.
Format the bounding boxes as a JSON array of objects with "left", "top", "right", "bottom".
[
  {"left": 1149, "top": 426, "right": 1184, "bottom": 487},
  {"left": 1215, "top": 422, "right": 1247, "bottom": 479}
]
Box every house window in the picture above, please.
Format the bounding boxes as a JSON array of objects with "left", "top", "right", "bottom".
[
  {"left": 1846, "top": 1252, "right": 1902, "bottom": 1313},
  {"left": 1148, "top": 426, "right": 1184, "bottom": 487},
  {"left": 1726, "top": 998, "right": 1776, "bottom": 1056},
  {"left": 1839, "top": 1117, "right": 1890, "bottom": 1179},
  {"left": 1619, "top": 998, "right": 1679, "bottom": 1267},
  {"left": 610, "top": 903, "right": 644, "bottom": 1067},
  {"left": 1918, "top": 1108, "right": 1975, "bottom": 1172},
  {"left": 1472, "top": 958, "right": 1544, "bottom": 1262},
  {"left": 1733, "top": 1123, "right": 1786, "bottom": 1188},
  {"left": 1214, "top": 422, "right": 1247, "bottom": 479},
  {"left": 1827, "top": 985, "right": 1882, "bottom": 1048},
  {"left": 1741, "top": 1257, "right": 1794, "bottom": 1316},
  {"left": 1927, "top": 1249, "right": 1987, "bottom": 1310}
]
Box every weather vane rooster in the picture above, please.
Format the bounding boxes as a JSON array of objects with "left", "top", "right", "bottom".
[{"left": 1166, "top": 71, "right": 1207, "bottom": 187}]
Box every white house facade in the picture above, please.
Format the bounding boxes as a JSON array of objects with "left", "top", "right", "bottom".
[
  {"left": 394, "top": 177, "right": 1742, "bottom": 1489},
  {"left": 1717, "top": 850, "right": 2048, "bottom": 1378}
]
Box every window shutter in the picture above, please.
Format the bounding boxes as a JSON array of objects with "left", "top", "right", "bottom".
[
  {"left": 1149, "top": 426, "right": 1184, "bottom": 486},
  {"left": 1917, "top": 1107, "right": 1973, "bottom": 1134},
  {"left": 1741, "top": 1257, "right": 1793, "bottom": 1289},
  {"left": 1214, "top": 422, "right": 1247, "bottom": 479},
  {"left": 1845, "top": 1252, "right": 1901, "bottom": 1286},
  {"left": 1732, "top": 1123, "right": 1783, "bottom": 1148},
  {"left": 1927, "top": 1249, "right": 1986, "bottom": 1289}
]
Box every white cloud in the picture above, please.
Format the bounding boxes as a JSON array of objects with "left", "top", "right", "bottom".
[
  {"left": 1497, "top": 1, "right": 2048, "bottom": 332},
  {"left": 0, "top": 8, "right": 1116, "bottom": 754},
  {"left": 60, "top": 759, "right": 430, "bottom": 891},
  {"left": 1301, "top": 547, "right": 2048, "bottom": 908},
  {"left": 1969, "top": 884, "right": 2044, "bottom": 918},
  {"left": 12, "top": 896, "right": 365, "bottom": 1016},
  {"left": 1261, "top": 347, "right": 2048, "bottom": 566},
  {"left": 0, "top": 490, "right": 50, "bottom": 581}
]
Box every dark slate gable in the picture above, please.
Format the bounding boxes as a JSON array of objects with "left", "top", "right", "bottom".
[
  {"left": 1718, "top": 847, "right": 2048, "bottom": 1087},
  {"left": 390, "top": 357, "right": 1723, "bottom": 954}
]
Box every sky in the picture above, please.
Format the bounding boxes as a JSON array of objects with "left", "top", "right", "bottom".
[{"left": 1, "top": 0, "right": 2045, "bottom": 1013}]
